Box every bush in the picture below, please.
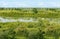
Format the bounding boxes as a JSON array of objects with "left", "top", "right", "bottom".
[
  {"left": 0, "top": 28, "right": 16, "bottom": 39},
  {"left": 28, "top": 29, "right": 45, "bottom": 39},
  {"left": 32, "top": 8, "right": 38, "bottom": 14}
]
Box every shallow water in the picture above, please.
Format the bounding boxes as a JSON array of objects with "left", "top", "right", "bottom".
[
  {"left": 0, "top": 17, "right": 38, "bottom": 23},
  {"left": 0, "top": 17, "right": 59, "bottom": 23}
]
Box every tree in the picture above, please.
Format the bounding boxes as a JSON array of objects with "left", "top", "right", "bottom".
[{"left": 32, "top": 8, "right": 38, "bottom": 14}]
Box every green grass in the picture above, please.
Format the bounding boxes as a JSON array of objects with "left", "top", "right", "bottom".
[
  {"left": 0, "top": 8, "right": 60, "bottom": 18},
  {"left": 0, "top": 8, "right": 60, "bottom": 39}
]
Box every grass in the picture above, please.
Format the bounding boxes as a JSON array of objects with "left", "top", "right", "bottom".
[
  {"left": 0, "top": 8, "right": 60, "bottom": 39},
  {"left": 0, "top": 8, "right": 60, "bottom": 18}
]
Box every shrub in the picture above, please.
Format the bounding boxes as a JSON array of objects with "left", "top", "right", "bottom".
[{"left": 32, "top": 8, "right": 38, "bottom": 14}]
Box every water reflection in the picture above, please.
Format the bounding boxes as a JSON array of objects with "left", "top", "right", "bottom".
[
  {"left": 0, "top": 17, "right": 37, "bottom": 23},
  {"left": 0, "top": 17, "right": 60, "bottom": 23}
]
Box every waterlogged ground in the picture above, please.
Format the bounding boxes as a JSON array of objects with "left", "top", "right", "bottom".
[
  {"left": 0, "top": 17, "right": 38, "bottom": 22},
  {"left": 0, "top": 17, "right": 60, "bottom": 23},
  {"left": 0, "top": 17, "right": 60, "bottom": 39},
  {"left": 0, "top": 8, "right": 60, "bottom": 39}
]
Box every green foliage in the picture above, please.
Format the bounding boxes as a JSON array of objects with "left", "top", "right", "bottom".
[
  {"left": 0, "top": 8, "right": 60, "bottom": 39},
  {"left": 28, "top": 25, "right": 33, "bottom": 28},
  {"left": 32, "top": 8, "right": 38, "bottom": 14},
  {"left": 0, "top": 8, "right": 60, "bottom": 18},
  {"left": 28, "top": 29, "right": 45, "bottom": 39}
]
